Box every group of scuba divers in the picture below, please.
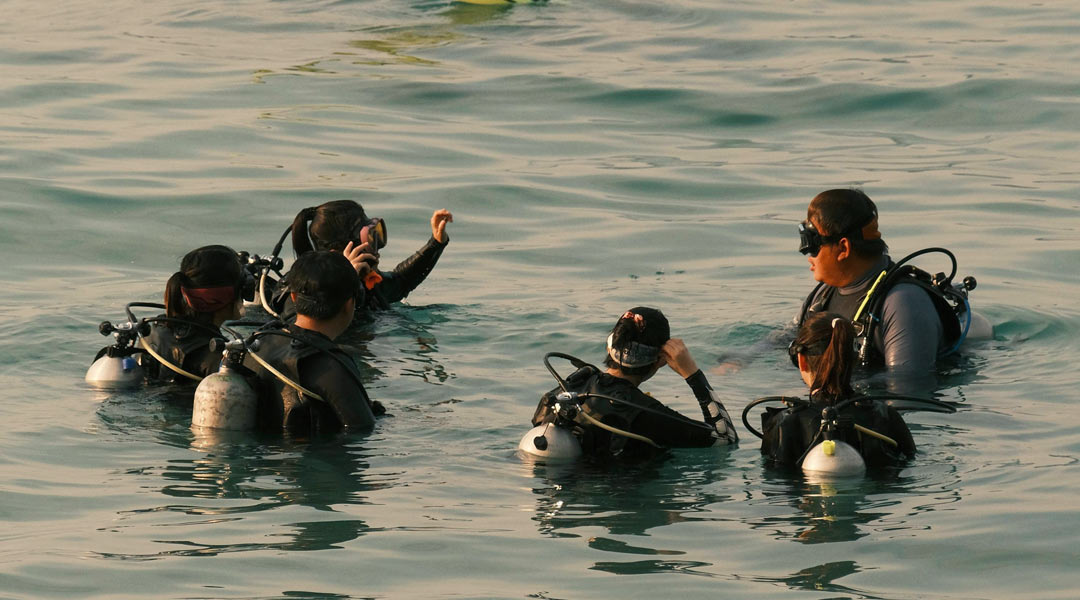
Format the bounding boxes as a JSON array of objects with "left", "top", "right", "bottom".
[{"left": 87, "top": 188, "right": 989, "bottom": 478}]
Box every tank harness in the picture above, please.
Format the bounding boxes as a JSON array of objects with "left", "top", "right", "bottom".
[
  {"left": 742, "top": 394, "right": 955, "bottom": 468},
  {"left": 530, "top": 353, "right": 715, "bottom": 454},
  {"left": 796, "top": 247, "right": 978, "bottom": 366}
]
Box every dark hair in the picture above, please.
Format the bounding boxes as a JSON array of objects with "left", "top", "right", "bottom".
[
  {"left": 794, "top": 312, "right": 855, "bottom": 401},
  {"left": 808, "top": 188, "right": 888, "bottom": 259},
  {"left": 291, "top": 200, "right": 369, "bottom": 256},
  {"left": 603, "top": 306, "right": 670, "bottom": 376},
  {"left": 164, "top": 245, "right": 243, "bottom": 319},
  {"left": 288, "top": 251, "right": 360, "bottom": 320}
]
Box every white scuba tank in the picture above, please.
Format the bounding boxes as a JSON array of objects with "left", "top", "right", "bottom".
[
  {"left": 964, "top": 309, "right": 994, "bottom": 341},
  {"left": 191, "top": 365, "right": 258, "bottom": 431},
  {"left": 518, "top": 423, "right": 582, "bottom": 461},
  {"left": 85, "top": 354, "right": 144, "bottom": 388},
  {"left": 802, "top": 439, "right": 866, "bottom": 477}
]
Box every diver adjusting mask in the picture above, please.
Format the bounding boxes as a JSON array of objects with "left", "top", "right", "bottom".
[{"left": 359, "top": 217, "right": 387, "bottom": 250}]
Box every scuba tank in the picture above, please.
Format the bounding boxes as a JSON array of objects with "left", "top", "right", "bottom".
[
  {"left": 518, "top": 391, "right": 583, "bottom": 461},
  {"left": 86, "top": 320, "right": 144, "bottom": 388},
  {"left": 191, "top": 336, "right": 258, "bottom": 431},
  {"left": 801, "top": 441, "right": 866, "bottom": 477},
  {"left": 852, "top": 248, "right": 979, "bottom": 364}
]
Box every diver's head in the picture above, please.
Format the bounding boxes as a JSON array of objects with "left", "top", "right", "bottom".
[
  {"left": 291, "top": 200, "right": 387, "bottom": 256},
  {"left": 288, "top": 250, "right": 359, "bottom": 338},
  {"left": 165, "top": 245, "right": 245, "bottom": 325},
  {"left": 802, "top": 189, "right": 887, "bottom": 286},
  {"left": 604, "top": 307, "right": 670, "bottom": 382},
  {"left": 789, "top": 312, "right": 855, "bottom": 401}
]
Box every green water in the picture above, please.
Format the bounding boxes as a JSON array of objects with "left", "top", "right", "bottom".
[{"left": 1, "top": 1, "right": 1079, "bottom": 598}]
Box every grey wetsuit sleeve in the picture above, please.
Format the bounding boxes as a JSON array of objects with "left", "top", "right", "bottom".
[{"left": 878, "top": 283, "right": 943, "bottom": 372}]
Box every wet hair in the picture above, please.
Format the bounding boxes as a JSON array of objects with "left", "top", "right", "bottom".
[
  {"left": 808, "top": 188, "right": 888, "bottom": 259},
  {"left": 794, "top": 312, "right": 855, "bottom": 401},
  {"left": 164, "top": 245, "right": 243, "bottom": 319},
  {"left": 288, "top": 251, "right": 360, "bottom": 320},
  {"left": 603, "top": 306, "right": 670, "bottom": 376},
  {"left": 291, "top": 200, "right": 369, "bottom": 255}
]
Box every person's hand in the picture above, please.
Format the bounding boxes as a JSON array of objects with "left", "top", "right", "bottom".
[
  {"left": 343, "top": 241, "right": 379, "bottom": 276},
  {"left": 431, "top": 209, "right": 453, "bottom": 243},
  {"left": 661, "top": 338, "right": 699, "bottom": 379}
]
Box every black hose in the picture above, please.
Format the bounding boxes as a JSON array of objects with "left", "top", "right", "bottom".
[
  {"left": 741, "top": 396, "right": 810, "bottom": 439},
  {"left": 891, "top": 247, "right": 958, "bottom": 284},
  {"left": 124, "top": 301, "right": 165, "bottom": 323},
  {"left": 578, "top": 392, "right": 715, "bottom": 433},
  {"left": 543, "top": 352, "right": 591, "bottom": 394}
]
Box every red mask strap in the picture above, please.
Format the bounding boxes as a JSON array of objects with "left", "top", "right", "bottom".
[{"left": 181, "top": 286, "right": 236, "bottom": 313}]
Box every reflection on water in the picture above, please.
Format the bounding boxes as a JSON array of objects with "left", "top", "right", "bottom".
[
  {"left": 748, "top": 465, "right": 964, "bottom": 546},
  {"left": 525, "top": 451, "right": 736, "bottom": 573},
  {"left": 755, "top": 560, "right": 873, "bottom": 597},
  {"left": 93, "top": 436, "right": 387, "bottom": 560}
]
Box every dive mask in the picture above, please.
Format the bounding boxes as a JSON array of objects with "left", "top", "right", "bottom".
[
  {"left": 788, "top": 338, "right": 830, "bottom": 368},
  {"left": 798, "top": 221, "right": 839, "bottom": 257},
  {"left": 359, "top": 217, "right": 387, "bottom": 250}
]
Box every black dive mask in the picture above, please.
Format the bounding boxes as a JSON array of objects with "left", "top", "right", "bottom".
[
  {"left": 798, "top": 221, "right": 842, "bottom": 257},
  {"left": 359, "top": 217, "right": 387, "bottom": 251},
  {"left": 788, "top": 338, "right": 829, "bottom": 367}
]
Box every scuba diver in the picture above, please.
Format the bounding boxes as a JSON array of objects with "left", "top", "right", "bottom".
[
  {"left": 242, "top": 251, "right": 384, "bottom": 435},
  {"left": 753, "top": 312, "right": 919, "bottom": 474},
  {"left": 261, "top": 199, "right": 453, "bottom": 318},
  {"left": 795, "top": 188, "right": 982, "bottom": 372},
  {"left": 87, "top": 245, "right": 251, "bottom": 388},
  {"left": 526, "top": 307, "right": 737, "bottom": 462}
]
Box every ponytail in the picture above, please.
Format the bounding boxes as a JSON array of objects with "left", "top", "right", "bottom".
[
  {"left": 164, "top": 271, "right": 189, "bottom": 318},
  {"left": 290, "top": 206, "right": 318, "bottom": 256},
  {"left": 794, "top": 312, "right": 855, "bottom": 401}
]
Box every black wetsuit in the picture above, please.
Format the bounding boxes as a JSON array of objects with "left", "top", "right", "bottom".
[
  {"left": 532, "top": 366, "right": 737, "bottom": 461},
  {"left": 139, "top": 317, "right": 224, "bottom": 384},
  {"left": 243, "top": 323, "right": 378, "bottom": 435},
  {"left": 798, "top": 255, "right": 953, "bottom": 371},
  {"left": 271, "top": 235, "right": 448, "bottom": 316},
  {"left": 759, "top": 392, "right": 915, "bottom": 469}
]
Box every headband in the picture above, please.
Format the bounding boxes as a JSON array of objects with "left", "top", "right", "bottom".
[
  {"left": 181, "top": 285, "right": 236, "bottom": 313},
  {"left": 607, "top": 333, "right": 660, "bottom": 368}
]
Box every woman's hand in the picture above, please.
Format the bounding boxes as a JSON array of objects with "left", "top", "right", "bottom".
[
  {"left": 661, "top": 338, "right": 699, "bottom": 379},
  {"left": 343, "top": 241, "right": 379, "bottom": 276},
  {"left": 431, "top": 209, "right": 454, "bottom": 243}
]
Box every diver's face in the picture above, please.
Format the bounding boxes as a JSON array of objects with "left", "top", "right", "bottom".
[{"left": 806, "top": 218, "right": 845, "bottom": 286}]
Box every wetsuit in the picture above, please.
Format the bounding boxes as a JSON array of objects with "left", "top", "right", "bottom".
[
  {"left": 138, "top": 317, "right": 224, "bottom": 384},
  {"left": 798, "top": 255, "right": 945, "bottom": 371},
  {"left": 270, "top": 235, "right": 448, "bottom": 316},
  {"left": 243, "top": 323, "right": 379, "bottom": 435},
  {"left": 532, "top": 366, "right": 737, "bottom": 461},
  {"left": 759, "top": 392, "right": 915, "bottom": 469}
]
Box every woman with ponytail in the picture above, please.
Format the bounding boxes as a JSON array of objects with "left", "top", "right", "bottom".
[
  {"left": 760, "top": 312, "right": 915, "bottom": 468},
  {"left": 270, "top": 199, "right": 453, "bottom": 316},
  {"left": 531, "top": 307, "right": 737, "bottom": 461},
  {"left": 144, "top": 245, "right": 246, "bottom": 384}
]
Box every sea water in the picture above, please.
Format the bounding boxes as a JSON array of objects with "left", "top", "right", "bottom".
[{"left": 1, "top": 1, "right": 1078, "bottom": 598}]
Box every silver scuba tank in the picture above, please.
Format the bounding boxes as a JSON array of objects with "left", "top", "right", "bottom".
[
  {"left": 518, "top": 423, "right": 582, "bottom": 461},
  {"left": 85, "top": 353, "right": 144, "bottom": 388},
  {"left": 802, "top": 439, "right": 866, "bottom": 478},
  {"left": 86, "top": 321, "right": 145, "bottom": 388},
  {"left": 192, "top": 338, "right": 258, "bottom": 431},
  {"left": 192, "top": 364, "right": 258, "bottom": 431}
]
